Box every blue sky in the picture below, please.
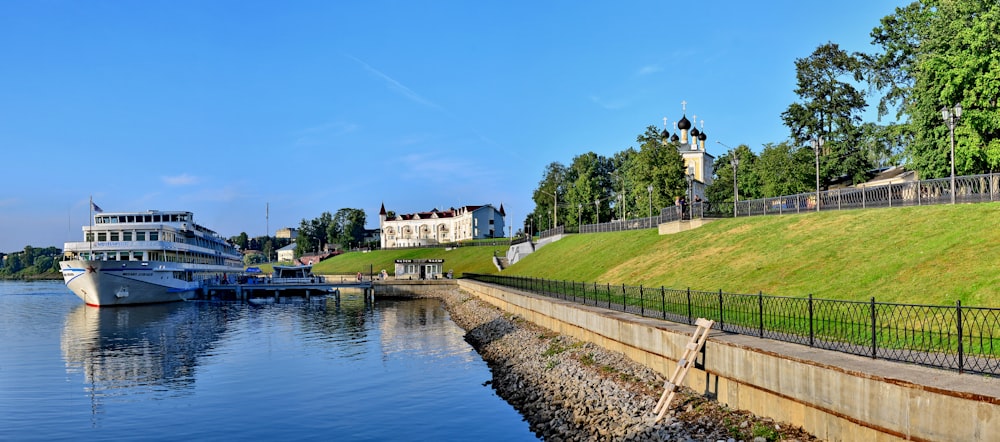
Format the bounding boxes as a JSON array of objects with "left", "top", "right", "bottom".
[{"left": 0, "top": 1, "right": 903, "bottom": 253}]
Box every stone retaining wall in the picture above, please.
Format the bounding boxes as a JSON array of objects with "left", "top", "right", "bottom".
[{"left": 453, "top": 279, "right": 1000, "bottom": 442}]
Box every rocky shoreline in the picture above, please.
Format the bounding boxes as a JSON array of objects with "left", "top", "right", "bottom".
[{"left": 427, "top": 288, "right": 819, "bottom": 442}]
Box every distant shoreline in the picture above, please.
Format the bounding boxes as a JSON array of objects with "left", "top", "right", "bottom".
[{"left": 0, "top": 273, "right": 62, "bottom": 281}]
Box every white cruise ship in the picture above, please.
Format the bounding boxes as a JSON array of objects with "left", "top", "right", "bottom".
[{"left": 60, "top": 210, "right": 244, "bottom": 306}]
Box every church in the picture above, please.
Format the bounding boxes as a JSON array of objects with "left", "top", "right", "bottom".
[{"left": 660, "top": 101, "right": 715, "bottom": 201}]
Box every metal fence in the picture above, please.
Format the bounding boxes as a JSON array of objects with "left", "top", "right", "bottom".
[
  {"left": 736, "top": 173, "right": 1000, "bottom": 217},
  {"left": 571, "top": 172, "right": 1000, "bottom": 234},
  {"left": 464, "top": 273, "right": 1000, "bottom": 375}
]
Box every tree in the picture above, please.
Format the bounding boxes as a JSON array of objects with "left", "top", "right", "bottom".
[
  {"left": 625, "top": 126, "right": 686, "bottom": 217},
  {"left": 782, "top": 42, "right": 872, "bottom": 185},
  {"left": 562, "top": 152, "right": 613, "bottom": 226},
  {"left": 263, "top": 240, "right": 274, "bottom": 263},
  {"left": 234, "top": 232, "right": 249, "bottom": 250},
  {"left": 531, "top": 162, "right": 567, "bottom": 230},
  {"left": 868, "top": 1, "right": 1000, "bottom": 176},
  {"left": 706, "top": 144, "right": 761, "bottom": 204},
  {"left": 754, "top": 142, "right": 815, "bottom": 197},
  {"left": 332, "top": 208, "right": 367, "bottom": 249}
]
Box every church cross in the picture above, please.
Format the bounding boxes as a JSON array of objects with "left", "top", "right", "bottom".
[{"left": 681, "top": 100, "right": 687, "bottom": 112}]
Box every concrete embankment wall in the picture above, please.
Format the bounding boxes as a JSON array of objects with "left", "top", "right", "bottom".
[{"left": 442, "top": 279, "right": 1000, "bottom": 442}]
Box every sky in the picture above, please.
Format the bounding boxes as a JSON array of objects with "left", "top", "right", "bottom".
[{"left": 0, "top": 0, "right": 906, "bottom": 253}]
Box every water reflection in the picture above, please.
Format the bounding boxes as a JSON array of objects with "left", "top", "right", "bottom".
[{"left": 60, "top": 303, "right": 230, "bottom": 412}]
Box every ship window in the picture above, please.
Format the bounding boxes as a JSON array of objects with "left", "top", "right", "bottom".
[
  {"left": 136, "top": 231, "right": 146, "bottom": 241},
  {"left": 144, "top": 215, "right": 152, "bottom": 222},
  {"left": 153, "top": 215, "right": 161, "bottom": 222},
  {"left": 117, "top": 216, "right": 125, "bottom": 223},
  {"left": 110, "top": 232, "right": 119, "bottom": 241},
  {"left": 123, "top": 232, "right": 132, "bottom": 241},
  {"left": 133, "top": 252, "right": 143, "bottom": 260},
  {"left": 149, "top": 232, "right": 159, "bottom": 241},
  {"left": 97, "top": 232, "right": 107, "bottom": 241},
  {"left": 127, "top": 216, "right": 135, "bottom": 223}
]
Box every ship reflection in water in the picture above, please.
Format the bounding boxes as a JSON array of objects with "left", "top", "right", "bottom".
[{"left": 60, "top": 302, "right": 230, "bottom": 410}]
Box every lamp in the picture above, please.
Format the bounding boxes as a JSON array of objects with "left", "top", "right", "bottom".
[{"left": 941, "top": 103, "right": 962, "bottom": 204}]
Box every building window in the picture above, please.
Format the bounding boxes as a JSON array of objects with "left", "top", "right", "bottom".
[{"left": 97, "top": 232, "right": 107, "bottom": 241}]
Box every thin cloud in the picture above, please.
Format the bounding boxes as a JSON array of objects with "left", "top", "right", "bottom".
[
  {"left": 636, "top": 65, "right": 662, "bottom": 76},
  {"left": 589, "top": 95, "right": 629, "bottom": 110},
  {"left": 295, "top": 121, "right": 359, "bottom": 146},
  {"left": 162, "top": 174, "right": 200, "bottom": 186},
  {"left": 345, "top": 53, "right": 442, "bottom": 111}
]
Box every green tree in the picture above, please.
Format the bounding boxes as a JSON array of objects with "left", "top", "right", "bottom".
[
  {"left": 754, "top": 142, "right": 815, "bottom": 197},
  {"left": 782, "top": 42, "right": 872, "bottom": 185},
  {"left": 868, "top": 1, "right": 1000, "bottom": 176},
  {"left": 625, "top": 126, "right": 686, "bottom": 218},
  {"left": 230, "top": 232, "right": 249, "bottom": 250},
  {"left": 706, "top": 144, "right": 761, "bottom": 204},
  {"left": 332, "top": 208, "right": 367, "bottom": 249},
  {"left": 531, "top": 162, "right": 568, "bottom": 230},
  {"left": 562, "top": 152, "right": 613, "bottom": 226},
  {"left": 262, "top": 240, "right": 274, "bottom": 263}
]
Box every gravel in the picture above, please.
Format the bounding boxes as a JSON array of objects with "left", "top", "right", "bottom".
[{"left": 415, "top": 288, "right": 821, "bottom": 442}]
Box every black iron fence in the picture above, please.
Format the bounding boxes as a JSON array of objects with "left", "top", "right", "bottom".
[
  {"left": 571, "top": 172, "right": 1000, "bottom": 235},
  {"left": 464, "top": 273, "right": 1000, "bottom": 376}
]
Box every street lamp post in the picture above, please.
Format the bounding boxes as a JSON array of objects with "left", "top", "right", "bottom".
[
  {"left": 539, "top": 189, "right": 558, "bottom": 229},
  {"left": 647, "top": 184, "right": 653, "bottom": 219},
  {"left": 731, "top": 156, "right": 739, "bottom": 217},
  {"left": 685, "top": 169, "right": 693, "bottom": 220},
  {"left": 717, "top": 141, "right": 739, "bottom": 217},
  {"left": 941, "top": 103, "right": 962, "bottom": 204},
  {"left": 811, "top": 136, "right": 824, "bottom": 212},
  {"left": 594, "top": 199, "right": 600, "bottom": 224}
]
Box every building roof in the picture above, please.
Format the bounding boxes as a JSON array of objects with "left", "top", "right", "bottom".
[{"left": 384, "top": 204, "right": 500, "bottom": 221}]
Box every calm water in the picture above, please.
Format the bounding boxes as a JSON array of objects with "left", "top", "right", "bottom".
[{"left": 0, "top": 281, "right": 537, "bottom": 441}]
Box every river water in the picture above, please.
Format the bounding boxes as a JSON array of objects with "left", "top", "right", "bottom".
[{"left": 0, "top": 280, "right": 537, "bottom": 441}]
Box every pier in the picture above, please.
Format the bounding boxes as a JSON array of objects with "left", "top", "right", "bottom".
[{"left": 200, "top": 277, "right": 374, "bottom": 303}]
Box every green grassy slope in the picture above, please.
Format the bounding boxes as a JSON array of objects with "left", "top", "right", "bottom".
[
  {"left": 503, "top": 203, "right": 1000, "bottom": 307},
  {"left": 299, "top": 203, "right": 999, "bottom": 307},
  {"left": 305, "top": 245, "right": 508, "bottom": 277}
]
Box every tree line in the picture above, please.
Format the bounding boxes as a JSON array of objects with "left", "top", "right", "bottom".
[
  {"left": 293, "top": 208, "right": 368, "bottom": 257},
  {"left": 529, "top": 0, "right": 999, "bottom": 231},
  {"left": 0, "top": 246, "right": 62, "bottom": 278}
]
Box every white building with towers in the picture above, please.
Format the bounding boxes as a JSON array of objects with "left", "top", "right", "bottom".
[{"left": 661, "top": 101, "right": 715, "bottom": 202}]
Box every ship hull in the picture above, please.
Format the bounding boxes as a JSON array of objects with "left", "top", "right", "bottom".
[{"left": 60, "top": 260, "right": 220, "bottom": 306}]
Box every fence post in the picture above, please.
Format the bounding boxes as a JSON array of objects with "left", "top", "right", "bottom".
[
  {"left": 662, "top": 286, "right": 667, "bottom": 320},
  {"left": 758, "top": 290, "right": 764, "bottom": 338},
  {"left": 808, "top": 294, "right": 814, "bottom": 347},
  {"left": 957, "top": 300, "right": 964, "bottom": 374},
  {"left": 593, "top": 282, "right": 598, "bottom": 306},
  {"left": 687, "top": 288, "right": 693, "bottom": 324},
  {"left": 870, "top": 297, "right": 877, "bottom": 359},
  {"left": 639, "top": 285, "right": 645, "bottom": 317},
  {"left": 718, "top": 289, "right": 724, "bottom": 329},
  {"left": 607, "top": 283, "right": 612, "bottom": 309}
]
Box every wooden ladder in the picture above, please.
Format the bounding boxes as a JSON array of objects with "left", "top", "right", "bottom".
[{"left": 653, "top": 317, "right": 715, "bottom": 422}]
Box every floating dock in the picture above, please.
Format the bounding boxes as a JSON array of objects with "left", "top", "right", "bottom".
[{"left": 199, "top": 279, "right": 374, "bottom": 302}]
